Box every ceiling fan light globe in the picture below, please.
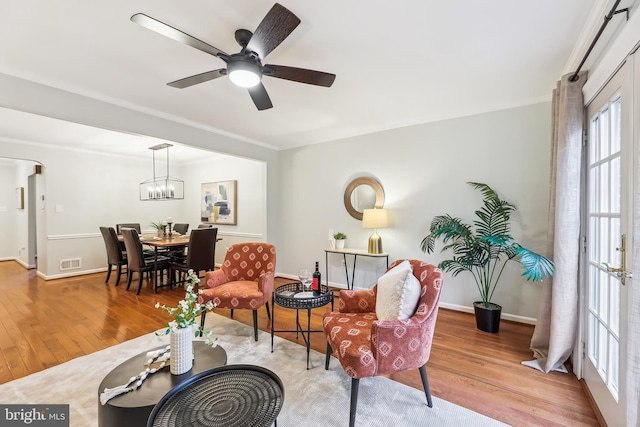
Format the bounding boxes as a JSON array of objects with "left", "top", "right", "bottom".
[{"left": 229, "top": 69, "right": 261, "bottom": 88}]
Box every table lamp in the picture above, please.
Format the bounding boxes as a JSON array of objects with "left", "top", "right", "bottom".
[{"left": 362, "top": 208, "right": 388, "bottom": 254}]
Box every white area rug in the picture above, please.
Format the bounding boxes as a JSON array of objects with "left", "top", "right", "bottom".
[{"left": 0, "top": 313, "right": 509, "bottom": 426}]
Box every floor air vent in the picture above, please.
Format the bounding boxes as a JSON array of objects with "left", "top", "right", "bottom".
[{"left": 60, "top": 258, "right": 81, "bottom": 270}]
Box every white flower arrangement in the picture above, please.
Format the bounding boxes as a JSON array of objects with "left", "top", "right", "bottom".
[{"left": 155, "top": 269, "right": 218, "bottom": 347}]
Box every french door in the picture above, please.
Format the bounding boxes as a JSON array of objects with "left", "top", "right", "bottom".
[{"left": 583, "top": 61, "right": 631, "bottom": 427}]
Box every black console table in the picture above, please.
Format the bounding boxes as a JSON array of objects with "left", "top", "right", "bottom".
[{"left": 98, "top": 342, "right": 227, "bottom": 427}]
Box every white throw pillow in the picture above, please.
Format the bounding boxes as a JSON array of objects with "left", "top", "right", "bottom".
[{"left": 375, "top": 260, "right": 421, "bottom": 321}]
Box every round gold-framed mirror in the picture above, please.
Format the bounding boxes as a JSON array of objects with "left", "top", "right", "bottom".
[{"left": 344, "top": 177, "right": 384, "bottom": 220}]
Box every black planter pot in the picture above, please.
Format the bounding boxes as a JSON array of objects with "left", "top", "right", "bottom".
[{"left": 473, "top": 302, "right": 502, "bottom": 333}]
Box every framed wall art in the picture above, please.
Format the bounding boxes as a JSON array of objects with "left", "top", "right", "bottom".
[{"left": 201, "top": 180, "right": 237, "bottom": 225}]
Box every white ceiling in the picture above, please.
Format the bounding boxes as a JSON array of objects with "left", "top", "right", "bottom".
[{"left": 0, "top": 0, "right": 608, "bottom": 156}]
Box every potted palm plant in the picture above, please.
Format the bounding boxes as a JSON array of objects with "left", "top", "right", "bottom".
[{"left": 420, "top": 182, "right": 554, "bottom": 333}]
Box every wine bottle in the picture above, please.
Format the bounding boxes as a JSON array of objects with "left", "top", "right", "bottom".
[{"left": 312, "top": 261, "right": 321, "bottom": 295}]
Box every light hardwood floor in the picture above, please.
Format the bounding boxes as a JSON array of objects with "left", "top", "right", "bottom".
[{"left": 0, "top": 261, "right": 599, "bottom": 426}]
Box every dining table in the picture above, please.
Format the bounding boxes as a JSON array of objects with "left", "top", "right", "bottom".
[
  {"left": 118, "top": 233, "right": 221, "bottom": 292},
  {"left": 116, "top": 233, "right": 189, "bottom": 292}
]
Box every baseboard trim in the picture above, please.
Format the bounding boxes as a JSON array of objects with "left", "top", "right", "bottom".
[
  {"left": 579, "top": 379, "right": 607, "bottom": 427},
  {"left": 40, "top": 267, "right": 107, "bottom": 280},
  {"left": 438, "top": 302, "right": 537, "bottom": 325},
  {"left": 14, "top": 258, "right": 32, "bottom": 269}
]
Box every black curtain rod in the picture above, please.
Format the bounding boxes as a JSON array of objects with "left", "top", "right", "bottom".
[{"left": 569, "top": 0, "right": 629, "bottom": 82}]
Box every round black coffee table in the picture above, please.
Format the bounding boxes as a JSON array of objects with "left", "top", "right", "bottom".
[
  {"left": 98, "top": 341, "right": 227, "bottom": 427},
  {"left": 147, "top": 364, "right": 284, "bottom": 427},
  {"left": 271, "top": 282, "right": 333, "bottom": 369}
]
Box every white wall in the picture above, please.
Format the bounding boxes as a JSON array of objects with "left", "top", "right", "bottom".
[
  {"left": 0, "top": 161, "right": 17, "bottom": 260},
  {"left": 181, "top": 155, "right": 267, "bottom": 264},
  {"left": 277, "top": 102, "right": 552, "bottom": 320},
  {"left": 0, "top": 139, "right": 265, "bottom": 277}
]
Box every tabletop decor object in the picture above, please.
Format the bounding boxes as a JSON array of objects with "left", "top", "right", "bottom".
[
  {"left": 165, "top": 217, "right": 173, "bottom": 238},
  {"left": 333, "top": 232, "right": 347, "bottom": 249},
  {"left": 99, "top": 346, "right": 171, "bottom": 404},
  {"left": 151, "top": 220, "right": 166, "bottom": 237},
  {"left": 155, "top": 270, "right": 217, "bottom": 374},
  {"left": 362, "top": 208, "right": 389, "bottom": 254}
]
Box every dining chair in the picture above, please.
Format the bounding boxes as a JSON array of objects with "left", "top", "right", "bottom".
[
  {"left": 198, "top": 243, "right": 276, "bottom": 341},
  {"left": 197, "top": 223, "right": 214, "bottom": 228},
  {"left": 122, "top": 228, "right": 170, "bottom": 295},
  {"left": 173, "top": 223, "right": 189, "bottom": 234},
  {"left": 169, "top": 227, "right": 218, "bottom": 286},
  {"left": 99, "top": 226, "right": 127, "bottom": 286},
  {"left": 116, "top": 223, "right": 141, "bottom": 234},
  {"left": 323, "top": 259, "right": 444, "bottom": 427},
  {"left": 115, "top": 223, "right": 142, "bottom": 251}
]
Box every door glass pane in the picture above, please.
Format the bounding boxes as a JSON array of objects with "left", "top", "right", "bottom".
[
  {"left": 611, "top": 97, "right": 621, "bottom": 154},
  {"left": 610, "top": 219, "right": 620, "bottom": 266},
  {"left": 610, "top": 276, "right": 620, "bottom": 335},
  {"left": 588, "top": 313, "right": 598, "bottom": 363},
  {"left": 599, "top": 106, "right": 610, "bottom": 160},
  {"left": 589, "top": 217, "right": 600, "bottom": 264},
  {"left": 598, "top": 322, "right": 608, "bottom": 375},
  {"left": 589, "top": 265, "right": 598, "bottom": 312},
  {"left": 599, "top": 163, "right": 609, "bottom": 212},
  {"left": 590, "top": 167, "right": 599, "bottom": 212},
  {"left": 610, "top": 337, "right": 619, "bottom": 400},
  {"left": 599, "top": 269, "right": 609, "bottom": 321},
  {"left": 599, "top": 217, "right": 608, "bottom": 265},
  {"left": 610, "top": 157, "right": 621, "bottom": 214},
  {"left": 590, "top": 117, "right": 599, "bottom": 163}
]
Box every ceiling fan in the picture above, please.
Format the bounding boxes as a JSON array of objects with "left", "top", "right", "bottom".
[{"left": 131, "top": 3, "right": 336, "bottom": 111}]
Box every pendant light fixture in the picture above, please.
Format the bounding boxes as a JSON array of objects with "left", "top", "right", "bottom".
[{"left": 139, "top": 143, "right": 184, "bottom": 201}]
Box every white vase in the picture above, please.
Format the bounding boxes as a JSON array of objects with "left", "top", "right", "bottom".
[
  {"left": 170, "top": 327, "right": 193, "bottom": 375},
  {"left": 335, "top": 239, "right": 345, "bottom": 249}
]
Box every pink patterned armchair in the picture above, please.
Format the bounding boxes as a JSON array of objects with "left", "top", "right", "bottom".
[
  {"left": 198, "top": 242, "right": 276, "bottom": 341},
  {"left": 323, "top": 260, "right": 444, "bottom": 427}
]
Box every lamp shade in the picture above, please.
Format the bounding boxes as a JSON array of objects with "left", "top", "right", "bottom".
[
  {"left": 227, "top": 60, "right": 262, "bottom": 88},
  {"left": 362, "top": 208, "right": 388, "bottom": 229}
]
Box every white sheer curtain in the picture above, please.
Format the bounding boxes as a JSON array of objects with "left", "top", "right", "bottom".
[{"left": 524, "top": 72, "right": 586, "bottom": 374}]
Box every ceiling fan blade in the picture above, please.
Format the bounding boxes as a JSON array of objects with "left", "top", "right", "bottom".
[
  {"left": 248, "top": 83, "right": 273, "bottom": 110},
  {"left": 244, "top": 3, "right": 300, "bottom": 59},
  {"left": 264, "top": 64, "right": 336, "bottom": 87},
  {"left": 131, "top": 13, "right": 228, "bottom": 58},
  {"left": 167, "top": 69, "right": 226, "bottom": 89}
]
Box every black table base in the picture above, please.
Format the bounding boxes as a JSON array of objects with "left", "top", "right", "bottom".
[
  {"left": 98, "top": 342, "right": 227, "bottom": 427},
  {"left": 271, "top": 283, "right": 333, "bottom": 369}
]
